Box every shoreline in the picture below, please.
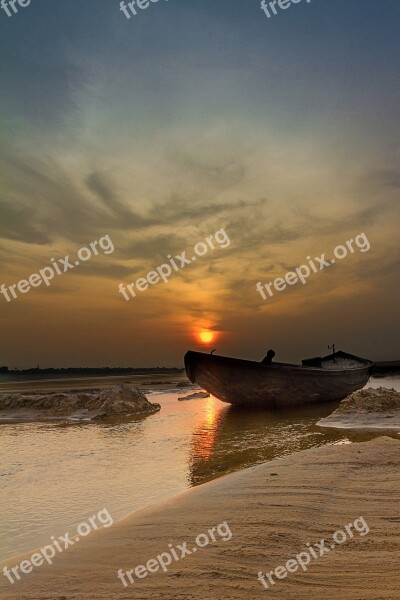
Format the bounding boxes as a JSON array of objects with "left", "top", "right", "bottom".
[
  {"left": 0, "top": 373, "right": 190, "bottom": 394},
  {"left": 0, "top": 437, "right": 385, "bottom": 564},
  {"left": 2, "top": 436, "right": 399, "bottom": 599},
  {"left": 0, "top": 377, "right": 193, "bottom": 423}
]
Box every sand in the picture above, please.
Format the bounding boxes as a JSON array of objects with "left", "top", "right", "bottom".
[
  {"left": 2, "top": 436, "right": 399, "bottom": 599},
  {"left": 0, "top": 384, "right": 161, "bottom": 422},
  {"left": 178, "top": 391, "right": 210, "bottom": 401},
  {"left": 318, "top": 387, "right": 400, "bottom": 431},
  {"left": 0, "top": 373, "right": 190, "bottom": 394}
]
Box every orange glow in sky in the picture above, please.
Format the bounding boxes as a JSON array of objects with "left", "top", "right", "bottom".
[{"left": 197, "top": 331, "right": 216, "bottom": 345}]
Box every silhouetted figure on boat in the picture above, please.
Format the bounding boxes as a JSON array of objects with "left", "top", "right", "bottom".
[{"left": 261, "top": 349, "right": 275, "bottom": 365}]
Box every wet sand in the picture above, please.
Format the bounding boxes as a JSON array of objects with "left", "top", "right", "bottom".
[
  {"left": 2, "top": 436, "right": 399, "bottom": 599},
  {"left": 318, "top": 386, "right": 400, "bottom": 431},
  {"left": 0, "top": 373, "right": 189, "bottom": 394}
]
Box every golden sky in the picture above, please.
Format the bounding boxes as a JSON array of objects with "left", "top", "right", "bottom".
[{"left": 1, "top": 1, "right": 399, "bottom": 367}]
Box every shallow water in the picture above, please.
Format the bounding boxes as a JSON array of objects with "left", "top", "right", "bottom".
[{"left": 1, "top": 377, "right": 398, "bottom": 561}]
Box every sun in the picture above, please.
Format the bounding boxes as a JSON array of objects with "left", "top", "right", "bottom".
[{"left": 198, "top": 331, "right": 216, "bottom": 344}]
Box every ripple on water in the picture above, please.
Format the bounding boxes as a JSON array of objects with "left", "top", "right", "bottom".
[{"left": 1, "top": 381, "right": 399, "bottom": 561}]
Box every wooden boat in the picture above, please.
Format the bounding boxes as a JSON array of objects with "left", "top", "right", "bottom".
[{"left": 184, "top": 350, "right": 373, "bottom": 408}]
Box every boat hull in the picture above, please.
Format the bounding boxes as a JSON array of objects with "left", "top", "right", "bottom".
[{"left": 184, "top": 351, "right": 372, "bottom": 408}]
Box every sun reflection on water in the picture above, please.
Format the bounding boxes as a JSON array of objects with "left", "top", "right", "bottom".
[{"left": 191, "top": 395, "right": 223, "bottom": 461}]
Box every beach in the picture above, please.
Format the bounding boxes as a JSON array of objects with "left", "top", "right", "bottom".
[
  {"left": 2, "top": 1, "right": 399, "bottom": 597},
  {"left": 3, "top": 377, "right": 399, "bottom": 562},
  {"left": 2, "top": 436, "right": 399, "bottom": 599}
]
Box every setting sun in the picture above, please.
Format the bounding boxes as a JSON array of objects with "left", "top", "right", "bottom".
[{"left": 198, "top": 331, "right": 216, "bottom": 344}]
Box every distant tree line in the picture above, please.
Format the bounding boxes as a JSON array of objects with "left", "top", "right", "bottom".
[{"left": 0, "top": 366, "right": 184, "bottom": 376}]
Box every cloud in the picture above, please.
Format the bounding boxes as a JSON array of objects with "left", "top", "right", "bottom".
[
  {"left": 170, "top": 149, "right": 246, "bottom": 189},
  {"left": 85, "top": 171, "right": 158, "bottom": 229},
  {"left": 364, "top": 168, "right": 400, "bottom": 189},
  {"left": 0, "top": 198, "right": 51, "bottom": 245}
]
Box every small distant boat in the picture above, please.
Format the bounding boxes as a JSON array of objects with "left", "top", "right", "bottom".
[{"left": 184, "top": 350, "right": 373, "bottom": 408}]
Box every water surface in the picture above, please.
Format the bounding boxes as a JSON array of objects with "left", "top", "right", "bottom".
[{"left": 1, "top": 377, "right": 398, "bottom": 561}]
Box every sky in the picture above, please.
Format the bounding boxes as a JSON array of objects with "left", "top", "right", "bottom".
[{"left": 0, "top": 0, "right": 399, "bottom": 368}]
